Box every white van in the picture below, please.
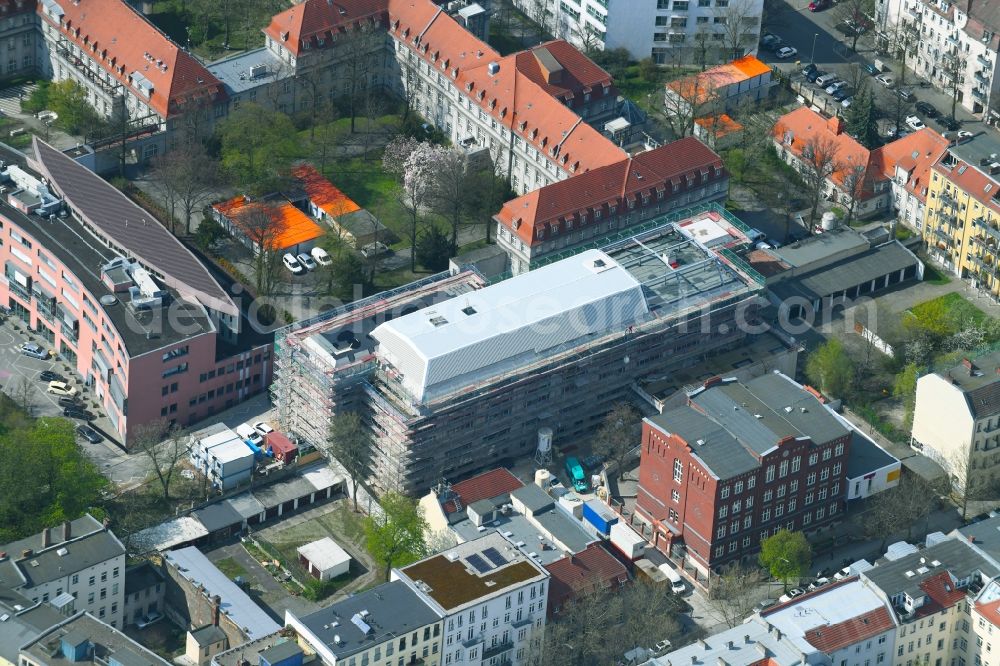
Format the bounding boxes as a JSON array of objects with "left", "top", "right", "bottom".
[
  {"left": 658, "top": 563, "right": 687, "bottom": 594},
  {"left": 236, "top": 423, "right": 263, "bottom": 446}
]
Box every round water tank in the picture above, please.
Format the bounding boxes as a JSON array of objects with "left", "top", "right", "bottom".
[
  {"left": 535, "top": 469, "right": 552, "bottom": 488},
  {"left": 99, "top": 295, "right": 118, "bottom": 306},
  {"left": 537, "top": 427, "right": 553, "bottom": 453},
  {"left": 821, "top": 211, "right": 839, "bottom": 231}
]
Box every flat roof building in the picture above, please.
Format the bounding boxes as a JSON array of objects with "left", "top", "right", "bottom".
[
  {"left": 273, "top": 217, "right": 764, "bottom": 494},
  {"left": 20, "top": 612, "right": 170, "bottom": 666}
]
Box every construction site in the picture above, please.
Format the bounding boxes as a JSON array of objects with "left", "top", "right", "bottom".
[{"left": 271, "top": 211, "right": 769, "bottom": 496}]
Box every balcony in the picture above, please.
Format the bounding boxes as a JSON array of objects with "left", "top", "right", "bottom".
[
  {"left": 483, "top": 641, "right": 514, "bottom": 660},
  {"left": 54, "top": 41, "right": 120, "bottom": 97},
  {"left": 968, "top": 253, "right": 995, "bottom": 273},
  {"left": 939, "top": 192, "right": 957, "bottom": 208},
  {"left": 8, "top": 279, "right": 29, "bottom": 303},
  {"left": 977, "top": 218, "right": 1000, "bottom": 242},
  {"left": 979, "top": 54, "right": 993, "bottom": 68},
  {"left": 905, "top": 4, "right": 921, "bottom": 18},
  {"left": 976, "top": 70, "right": 991, "bottom": 84},
  {"left": 974, "top": 88, "right": 988, "bottom": 101},
  {"left": 971, "top": 234, "right": 999, "bottom": 250},
  {"left": 933, "top": 228, "right": 955, "bottom": 245}
]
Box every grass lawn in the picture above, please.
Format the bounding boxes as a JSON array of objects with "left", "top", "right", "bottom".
[
  {"left": 909, "top": 292, "right": 994, "bottom": 337},
  {"left": 213, "top": 556, "right": 248, "bottom": 580},
  {"left": 921, "top": 263, "right": 951, "bottom": 285}
]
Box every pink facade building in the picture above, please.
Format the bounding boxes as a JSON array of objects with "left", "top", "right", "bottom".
[{"left": 0, "top": 138, "right": 272, "bottom": 448}]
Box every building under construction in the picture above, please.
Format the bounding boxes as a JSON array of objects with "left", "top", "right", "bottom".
[{"left": 272, "top": 210, "right": 767, "bottom": 495}]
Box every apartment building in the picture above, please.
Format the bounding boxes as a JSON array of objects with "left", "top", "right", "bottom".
[
  {"left": 774, "top": 108, "right": 891, "bottom": 221},
  {"left": 880, "top": 128, "right": 950, "bottom": 232},
  {"left": 272, "top": 215, "right": 764, "bottom": 495},
  {"left": 911, "top": 350, "right": 1000, "bottom": 491},
  {"left": 0, "top": 139, "right": 271, "bottom": 446},
  {"left": 493, "top": 139, "right": 729, "bottom": 274},
  {"left": 0, "top": 515, "right": 126, "bottom": 628},
  {"left": 392, "top": 532, "right": 550, "bottom": 666},
  {"left": 634, "top": 372, "right": 852, "bottom": 579},
  {"left": 879, "top": 0, "right": 1000, "bottom": 119},
  {"left": 19, "top": 612, "right": 170, "bottom": 666},
  {"left": 513, "top": 0, "right": 764, "bottom": 64},
  {"left": 0, "top": 0, "right": 37, "bottom": 81}
]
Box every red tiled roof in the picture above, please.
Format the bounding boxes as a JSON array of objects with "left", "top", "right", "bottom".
[
  {"left": 38, "top": 0, "right": 225, "bottom": 119},
  {"left": 545, "top": 543, "right": 629, "bottom": 611},
  {"left": 495, "top": 137, "right": 726, "bottom": 246},
  {"left": 878, "top": 128, "right": 949, "bottom": 204},
  {"left": 292, "top": 164, "right": 361, "bottom": 219},
  {"left": 803, "top": 606, "right": 894, "bottom": 653},
  {"left": 933, "top": 153, "right": 1000, "bottom": 216},
  {"left": 446, "top": 468, "right": 524, "bottom": 514},
  {"left": 921, "top": 571, "right": 966, "bottom": 611},
  {"left": 976, "top": 598, "right": 1000, "bottom": 629},
  {"left": 514, "top": 40, "right": 615, "bottom": 108},
  {"left": 264, "top": 0, "right": 387, "bottom": 57}
]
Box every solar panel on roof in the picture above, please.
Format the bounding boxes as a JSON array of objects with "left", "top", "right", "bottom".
[
  {"left": 483, "top": 547, "right": 507, "bottom": 567},
  {"left": 466, "top": 553, "right": 492, "bottom": 573}
]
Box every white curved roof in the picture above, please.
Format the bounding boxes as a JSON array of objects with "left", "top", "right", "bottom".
[{"left": 371, "top": 249, "right": 648, "bottom": 403}]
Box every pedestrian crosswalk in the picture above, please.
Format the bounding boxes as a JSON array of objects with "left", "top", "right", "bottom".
[{"left": 0, "top": 83, "right": 37, "bottom": 117}]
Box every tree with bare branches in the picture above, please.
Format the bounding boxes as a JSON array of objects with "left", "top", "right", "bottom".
[
  {"left": 709, "top": 562, "right": 767, "bottom": 628},
  {"left": 662, "top": 74, "right": 720, "bottom": 138},
  {"left": 339, "top": 20, "right": 382, "bottom": 133},
  {"left": 237, "top": 203, "right": 284, "bottom": 303},
  {"left": 150, "top": 142, "right": 220, "bottom": 235},
  {"left": 132, "top": 418, "right": 188, "bottom": 501},
  {"left": 593, "top": 402, "right": 641, "bottom": 481},
  {"left": 716, "top": 0, "right": 761, "bottom": 61},
  {"left": 797, "top": 135, "right": 842, "bottom": 229}
]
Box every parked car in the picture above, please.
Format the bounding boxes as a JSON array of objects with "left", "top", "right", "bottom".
[
  {"left": 654, "top": 639, "right": 672, "bottom": 653},
  {"left": 58, "top": 396, "right": 79, "bottom": 408},
  {"left": 776, "top": 46, "right": 798, "bottom": 59},
  {"left": 39, "top": 370, "right": 62, "bottom": 382},
  {"left": 906, "top": 115, "right": 926, "bottom": 130},
  {"left": 832, "top": 88, "right": 851, "bottom": 101},
  {"left": 761, "top": 34, "right": 783, "bottom": 51},
  {"left": 875, "top": 73, "right": 895, "bottom": 87},
  {"left": 753, "top": 598, "right": 776, "bottom": 613},
  {"left": 808, "top": 0, "right": 829, "bottom": 10},
  {"left": 806, "top": 69, "right": 825, "bottom": 83},
  {"left": 841, "top": 97, "right": 854, "bottom": 108},
  {"left": 939, "top": 115, "right": 961, "bottom": 130},
  {"left": 581, "top": 454, "right": 605, "bottom": 472},
  {"left": 20, "top": 342, "right": 50, "bottom": 360},
  {"left": 76, "top": 424, "right": 102, "bottom": 443},
  {"left": 808, "top": 576, "right": 831, "bottom": 590},
  {"left": 282, "top": 252, "right": 305, "bottom": 275},
  {"left": 47, "top": 380, "right": 77, "bottom": 397},
  {"left": 815, "top": 73, "right": 838, "bottom": 87},
  {"left": 361, "top": 241, "right": 391, "bottom": 258},
  {"left": 63, "top": 406, "right": 93, "bottom": 421},
  {"left": 135, "top": 612, "right": 162, "bottom": 630},
  {"left": 833, "top": 566, "right": 852, "bottom": 580},
  {"left": 896, "top": 88, "right": 915, "bottom": 102},
  {"left": 297, "top": 252, "right": 317, "bottom": 271},
  {"left": 802, "top": 63, "right": 817, "bottom": 77},
  {"left": 826, "top": 81, "right": 848, "bottom": 94},
  {"left": 311, "top": 246, "right": 333, "bottom": 266},
  {"left": 778, "top": 587, "right": 806, "bottom": 603},
  {"left": 915, "top": 101, "right": 939, "bottom": 117},
  {"left": 958, "top": 130, "right": 975, "bottom": 139},
  {"left": 863, "top": 62, "right": 880, "bottom": 75},
  {"left": 252, "top": 420, "right": 274, "bottom": 437}
]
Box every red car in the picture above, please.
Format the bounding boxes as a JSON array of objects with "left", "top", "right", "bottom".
[{"left": 809, "top": 0, "right": 829, "bottom": 10}]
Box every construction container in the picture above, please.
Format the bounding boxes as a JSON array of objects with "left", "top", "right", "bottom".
[
  {"left": 582, "top": 499, "right": 617, "bottom": 536},
  {"left": 609, "top": 522, "right": 647, "bottom": 560}
]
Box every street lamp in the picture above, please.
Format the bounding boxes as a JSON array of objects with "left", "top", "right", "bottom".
[{"left": 811, "top": 32, "right": 819, "bottom": 65}]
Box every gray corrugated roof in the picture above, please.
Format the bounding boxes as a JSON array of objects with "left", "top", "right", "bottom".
[
  {"left": 511, "top": 484, "right": 554, "bottom": 513},
  {"left": 771, "top": 226, "right": 869, "bottom": 268},
  {"left": 647, "top": 407, "right": 760, "bottom": 480},
  {"left": 225, "top": 493, "right": 266, "bottom": 521},
  {"left": 0, "top": 604, "right": 61, "bottom": 664},
  {"left": 251, "top": 476, "right": 317, "bottom": 509},
  {"left": 532, "top": 510, "right": 594, "bottom": 553},
  {"left": 846, "top": 430, "right": 898, "bottom": 479},
  {"left": 192, "top": 503, "right": 244, "bottom": 533},
  {"left": 956, "top": 515, "right": 1000, "bottom": 566},
  {"left": 21, "top": 612, "right": 170, "bottom": 666},
  {"left": 189, "top": 625, "right": 228, "bottom": 647},
  {"left": 778, "top": 241, "right": 919, "bottom": 301},
  {"left": 297, "top": 581, "right": 439, "bottom": 659},
  {"left": 863, "top": 539, "right": 998, "bottom": 600},
  {"left": 32, "top": 139, "right": 237, "bottom": 318},
  {"left": 15, "top": 529, "right": 124, "bottom": 588}
]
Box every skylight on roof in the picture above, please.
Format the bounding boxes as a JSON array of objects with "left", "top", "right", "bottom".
[{"left": 462, "top": 306, "right": 477, "bottom": 316}]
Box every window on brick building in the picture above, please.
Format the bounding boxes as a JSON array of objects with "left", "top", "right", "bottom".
[
  {"left": 720, "top": 486, "right": 730, "bottom": 499},
  {"left": 779, "top": 460, "right": 789, "bottom": 478},
  {"left": 791, "top": 456, "right": 801, "bottom": 473},
  {"left": 809, "top": 453, "right": 819, "bottom": 465},
  {"left": 671, "top": 489, "right": 680, "bottom": 502},
  {"left": 765, "top": 465, "right": 775, "bottom": 482},
  {"left": 673, "top": 459, "right": 682, "bottom": 482},
  {"left": 835, "top": 442, "right": 844, "bottom": 456}
]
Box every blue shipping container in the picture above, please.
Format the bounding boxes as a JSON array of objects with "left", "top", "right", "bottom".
[{"left": 582, "top": 499, "right": 617, "bottom": 536}]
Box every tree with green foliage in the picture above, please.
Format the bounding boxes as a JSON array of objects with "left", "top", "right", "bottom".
[
  {"left": 844, "top": 86, "right": 879, "bottom": 149},
  {"left": 217, "top": 103, "right": 301, "bottom": 193},
  {"left": 47, "top": 80, "right": 103, "bottom": 136},
  {"left": 759, "top": 529, "right": 811, "bottom": 591},
  {"left": 0, "top": 417, "right": 107, "bottom": 541},
  {"left": 325, "top": 412, "right": 372, "bottom": 513},
  {"left": 805, "top": 339, "right": 854, "bottom": 398},
  {"left": 893, "top": 362, "right": 920, "bottom": 430},
  {"left": 21, "top": 81, "right": 50, "bottom": 114},
  {"left": 364, "top": 492, "right": 428, "bottom": 581},
  {"left": 193, "top": 218, "right": 226, "bottom": 252},
  {"left": 415, "top": 226, "right": 452, "bottom": 271},
  {"left": 593, "top": 402, "right": 640, "bottom": 481}
]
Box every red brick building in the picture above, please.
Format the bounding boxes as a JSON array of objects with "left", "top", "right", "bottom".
[{"left": 634, "top": 372, "right": 852, "bottom": 580}]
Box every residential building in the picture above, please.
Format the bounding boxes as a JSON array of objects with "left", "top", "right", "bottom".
[
  {"left": 878, "top": 0, "right": 1000, "bottom": 119},
  {"left": 188, "top": 424, "right": 256, "bottom": 491},
  {"left": 760, "top": 578, "right": 898, "bottom": 665},
  {"left": 919, "top": 130, "right": 1000, "bottom": 298},
  {"left": 861, "top": 538, "right": 999, "bottom": 666},
  {"left": 954, "top": 513, "right": 1000, "bottom": 569},
  {"left": 972, "top": 579, "right": 1000, "bottom": 666},
  {"left": 0, "top": 597, "right": 62, "bottom": 666},
  {"left": 122, "top": 562, "right": 164, "bottom": 627},
  {"left": 420, "top": 469, "right": 596, "bottom": 562},
  {"left": 161, "top": 547, "right": 280, "bottom": 647},
  {"left": 544, "top": 542, "right": 629, "bottom": 615},
  {"left": 0, "top": 139, "right": 271, "bottom": 447},
  {"left": 393, "top": 532, "right": 549, "bottom": 666},
  {"left": 512, "top": 0, "right": 764, "bottom": 65},
  {"left": 0, "top": 515, "right": 126, "bottom": 628},
  {"left": 911, "top": 350, "right": 1000, "bottom": 490},
  {"left": 19, "top": 612, "right": 171, "bottom": 666},
  {"left": 634, "top": 372, "right": 852, "bottom": 579},
  {"left": 664, "top": 56, "right": 775, "bottom": 118},
  {"left": 186, "top": 626, "right": 229, "bottom": 666},
  {"left": 272, "top": 216, "right": 764, "bottom": 495},
  {"left": 493, "top": 141, "right": 730, "bottom": 274},
  {"left": 0, "top": 0, "right": 38, "bottom": 82},
  {"left": 773, "top": 108, "right": 891, "bottom": 221},
  {"left": 286, "top": 581, "right": 443, "bottom": 666},
  {"left": 879, "top": 128, "right": 949, "bottom": 233}
]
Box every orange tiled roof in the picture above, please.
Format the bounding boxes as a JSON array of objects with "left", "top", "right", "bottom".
[
  {"left": 773, "top": 106, "right": 883, "bottom": 199},
  {"left": 976, "top": 597, "right": 1000, "bottom": 629},
  {"left": 514, "top": 40, "right": 616, "bottom": 110},
  {"left": 919, "top": 571, "right": 967, "bottom": 613},
  {"left": 932, "top": 150, "right": 1000, "bottom": 216},
  {"left": 214, "top": 196, "right": 324, "bottom": 251},
  {"left": 730, "top": 55, "right": 772, "bottom": 79},
  {"left": 495, "top": 137, "right": 726, "bottom": 246},
  {"left": 878, "top": 128, "right": 949, "bottom": 204},
  {"left": 38, "top": 0, "right": 225, "bottom": 118},
  {"left": 668, "top": 56, "right": 771, "bottom": 105},
  {"left": 545, "top": 543, "right": 629, "bottom": 611},
  {"left": 803, "top": 606, "right": 894, "bottom": 653},
  {"left": 292, "top": 164, "right": 361, "bottom": 219},
  {"left": 695, "top": 114, "right": 743, "bottom": 138},
  {"left": 263, "top": 0, "right": 387, "bottom": 57}
]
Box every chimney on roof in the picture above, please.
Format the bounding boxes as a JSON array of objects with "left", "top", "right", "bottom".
[
  {"left": 698, "top": 639, "right": 708, "bottom": 649},
  {"left": 61, "top": 520, "right": 71, "bottom": 542},
  {"left": 22, "top": 549, "right": 32, "bottom": 559},
  {"left": 778, "top": 435, "right": 796, "bottom": 447},
  {"left": 827, "top": 116, "right": 845, "bottom": 136},
  {"left": 744, "top": 634, "right": 751, "bottom": 644},
  {"left": 703, "top": 376, "right": 723, "bottom": 389},
  {"left": 212, "top": 595, "right": 221, "bottom": 626},
  {"left": 42, "top": 528, "right": 51, "bottom": 549},
  {"left": 963, "top": 357, "right": 974, "bottom": 375}
]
